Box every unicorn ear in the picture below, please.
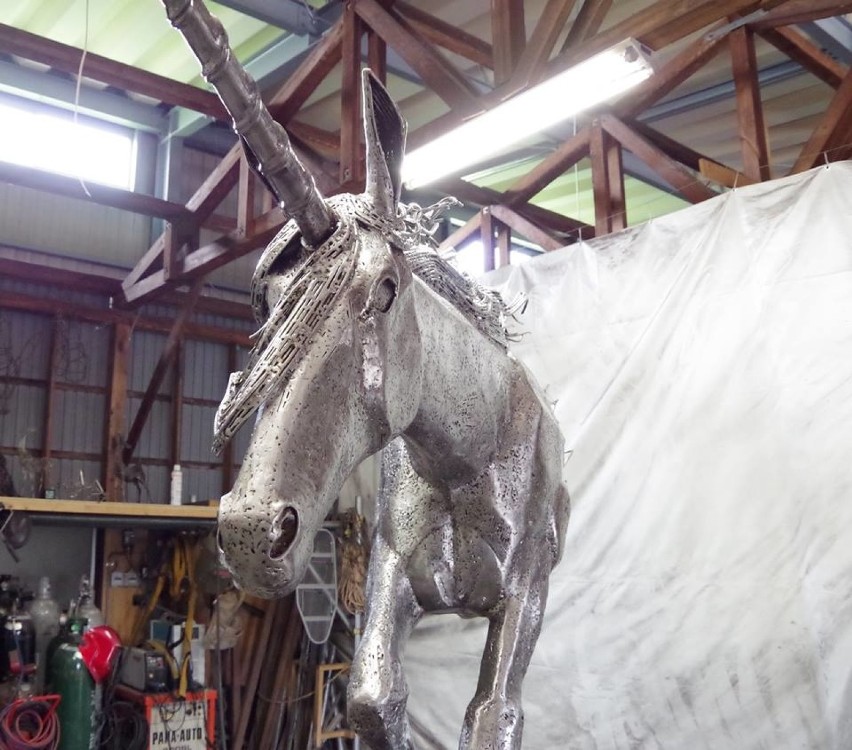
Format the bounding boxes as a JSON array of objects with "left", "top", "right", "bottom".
[{"left": 362, "top": 69, "right": 407, "bottom": 219}]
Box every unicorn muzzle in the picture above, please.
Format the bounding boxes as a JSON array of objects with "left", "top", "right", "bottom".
[{"left": 217, "top": 492, "right": 308, "bottom": 597}]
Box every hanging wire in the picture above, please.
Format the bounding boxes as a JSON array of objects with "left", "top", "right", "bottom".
[{"left": 73, "top": 0, "right": 93, "bottom": 199}]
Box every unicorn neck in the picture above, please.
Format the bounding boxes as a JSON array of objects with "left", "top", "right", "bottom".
[{"left": 403, "top": 278, "right": 513, "bottom": 486}]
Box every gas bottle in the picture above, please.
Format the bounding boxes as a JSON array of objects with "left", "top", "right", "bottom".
[
  {"left": 3, "top": 608, "right": 36, "bottom": 684},
  {"left": 49, "top": 618, "right": 100, "bottom": 750},
  {"left": 75, "top": 575, "right": 104, "bottom": 631},
  {"left": 29, "top": 576, "right": 60, "bottom": 693}
]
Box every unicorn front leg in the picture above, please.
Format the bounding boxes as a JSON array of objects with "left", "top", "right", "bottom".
[
  {"left": 459, "top": 564, "right": 550, "bottom": 750},
  {"left": 348, "top": 536, "right": 422, "bottom": 750}
]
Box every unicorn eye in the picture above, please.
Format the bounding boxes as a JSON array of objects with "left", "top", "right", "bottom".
[{"left": 371, "top": 276, "right": 397, "bottom": 313}]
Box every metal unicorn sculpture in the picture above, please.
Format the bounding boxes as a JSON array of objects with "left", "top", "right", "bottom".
[{"left": 162, "top": 2, "right": 569, "bottom": 747}]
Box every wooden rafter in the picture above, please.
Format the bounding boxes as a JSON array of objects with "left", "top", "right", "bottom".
[
  {"left": 627, "top": 119, "right": 756, "bottom": 187},
  {"left": 122, "top": 208, "right": 285, "bottom": 306},
  {"left": 368, "top": 29, "right": 388, "bottom": 84},
  {"left": 748, "top": 0, "right": 852, "bottom": 30},
  {"left": 503, "top": 128, "right": 591, "bottom": 206},
  {"left": 0, "top": 23, "right": 226, "bottom": 119},
  {"left": 489, "top": 204, "right": 565, "bottom": 250},
  {"left": 123, "top": 143, "right": 242, "bottom": 292},
  {"left": 790, "top": 68, "right": 852, "bottom": 173},
  {"left": 758, "top": 26, "right": 848, "bottom": 89},
  {"left": 438, "top": 212, "right": 483, "bottom": 253},
  {"left": 511, "top": 0, "right": 579, "bottom": 89},
  {"left": 561, "top": 0, "right": 613, "bottom": 51},
  {"left": 730, "top": 27, "right": 771, "bottom": 181},
  {"left": 491, "top": 0, "right": 526, "bottom": 85},
  {"left": 354, "top": 0, "right": 481, "bottom": 114},
  {"left": 267, "top": 19, "right": 345, "bottom": 124},
  {"left": 601, "top": 115, "right": 718, "bottom": 204},
  {"left": 396, "top": 2, "right": 494, "bottom": 70}
]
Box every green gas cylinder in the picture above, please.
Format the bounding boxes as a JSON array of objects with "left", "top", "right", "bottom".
[{"left": 48, "top": 619, "right": 101, "bottom": 750}]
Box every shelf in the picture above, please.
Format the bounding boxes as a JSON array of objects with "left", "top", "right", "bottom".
[{"left": 0, "top": 497, "right": 218, "bottom": 529}]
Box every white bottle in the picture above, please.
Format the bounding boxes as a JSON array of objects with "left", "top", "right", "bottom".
[
  {"left": 76, "top": 574, "right": 104, "bottom": 631},
  {"left": 170, "top": 464, "right": 183, "bottom": 506},
  {"left": 29, "top": 576, "right": 60, "bottom": 693}
]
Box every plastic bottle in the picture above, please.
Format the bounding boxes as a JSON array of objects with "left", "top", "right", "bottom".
[
  {"left": 170, "top": 464, "right": 183, "bottom": 505},
  {"left": 29, "top": 576, "right": 60, "bottom": 693}
]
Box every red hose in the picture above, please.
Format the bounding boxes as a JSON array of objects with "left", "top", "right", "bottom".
[{"left": 0, "top": 695, "right": 61, "bottom": 750}]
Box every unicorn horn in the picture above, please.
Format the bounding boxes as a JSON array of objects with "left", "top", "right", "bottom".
[{"left": 162, "top": 0, "right": 335, "bottom": 248}]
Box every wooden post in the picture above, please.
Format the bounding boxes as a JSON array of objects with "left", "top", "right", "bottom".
[
  {"left": 367, "top": 29, "right": 387, "bottom": 85},
  {"left": 103, "top": 321, "right": 131, "bottom": 502},
  {"left": 590, "top": 122, "right": 626, "bottom": 236},
  {"left": 496, "top": 221, "right": 511, "bottom": 268},
  {"left": 340, "top": 5, "right": 364, "bottom": 186},
  {"left": 481, "top": 207, "right": 496, "bottom": 272},
  {"left": 41, "top": 316, "right": 61, "bottom": 496},
  {"left": 170, "top": 343, "right": 184, "bottom": 471},
  {"left": 730, "top": 26, "right": 771, "bottom": 181},
  {"left": 237, "top": 155, "right": 256, "bottom": 237}
]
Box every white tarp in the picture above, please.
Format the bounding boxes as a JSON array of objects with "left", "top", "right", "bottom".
[{"left": 403, "top": 162, "right": 852, "bottom": 749}]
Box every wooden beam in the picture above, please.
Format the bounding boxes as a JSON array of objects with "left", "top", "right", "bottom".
[
  {"left": 491, "top": 0, "right": 526, "bottom": 84},
  {"left": 367, "top": 29, "right": 388, "bottom": 84},
  {"left": 122, "top": 279, "right": 204, "bottom": 465},
  {"left": 1, "top": 289, "right": 252, "bottom": 347},
  {"left": 511, "top": 0, "right": 579, "bottom": 88},
  {"left": 437, "top": 212, "right": 482, "bottom": 253},
  {"left": 170, "top": 344, "right": 184, "bottom": 474},
  {"left": 481, "top": 207, "right": 497, "bottom": 272},
  {"left": 442, "top": 177, "right": 592, "bottom": 237},
  {"left": 489, "top": 204, "right": 564, "bottom": 250},
  {"left": 104, "top": 322, "right": 131, "bottom": 502},
  {"left": 749, "top": 1, "right": 852, "bottom": 30},
  {"left": 122, "top": 209, "right": 284, "bottom": 305},
  {"left": 730, "top": 27, "right": 771, "bottom": 181},
  {"left": 758, "top": 26, "right": 848, "bottom": 89},
  {"left": 237, "top": 154, "right": 257, "bottom": 237},
  {"left": 354, "top": 0, "right": 481, "bottom": 114},
  {"left": 548, "top": 0, "right": 778, "bottom": 79},
  {"left": 699, "top": 158, "right": 757, "bottom": 187},
  {"left": 268, "top": 20, "right": 345, "bottom": 125},
  {"left": 396, "top": 2, "right": 493, "bottom": 70},
  {"left": 0, "top": 24, "right": 226, "bottom": 119},
  {"left": 0, "top": 161, "right": 189, "bottom": 221},
  {"left": 561, "top": 0, "right": 613, "bottom": 51},
  {"left": 41, "top": 317, "right": 62, "bottom": 495},
  {"left": 341, "top": 6, "right": 365, "bottom": 186},
  {"left": 601, "top": 114, "right": 718, "bottom": 203},
  {"left": 790, "top": 68, "right": 852, "bottom": 173},
  {"left": 589, "top": 122, "right": 626, "bottom": 235},
  {"left": 496, "top": 221, "right": 512, "bottom": 267},
  {"left": 288, "top": 121, "right": 341, "bottom": 160},
  {"left": 628, "top": 119, "right": 756, "bottom": 187},
  {"left": 503, "top": 127, "right": 591, "bottom": 205}
]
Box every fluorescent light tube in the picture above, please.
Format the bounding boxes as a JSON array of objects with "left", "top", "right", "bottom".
[{"left": 402, "top": 39, "right": 653, "bottom": 189}]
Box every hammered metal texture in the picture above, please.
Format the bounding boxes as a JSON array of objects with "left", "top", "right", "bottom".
[{"left": 162, "top": 4, "right": 571, "bottom": 746}]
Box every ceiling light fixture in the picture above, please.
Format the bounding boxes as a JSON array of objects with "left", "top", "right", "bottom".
[{"left": 401, "top": 39, "right": 654, "bottom": 190}]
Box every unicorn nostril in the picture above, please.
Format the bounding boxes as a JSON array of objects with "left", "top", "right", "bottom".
[{"left": 269, "top": 506, "right": 298, "bottom": 560}]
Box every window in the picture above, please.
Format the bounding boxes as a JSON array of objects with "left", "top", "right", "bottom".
[{"left": 0, "top": 97, "right": 136, "bottom": 189}]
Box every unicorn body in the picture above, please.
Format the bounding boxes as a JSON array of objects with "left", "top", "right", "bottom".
[{"left": 162, "top": 2, "right": 569, "bottom": 745}]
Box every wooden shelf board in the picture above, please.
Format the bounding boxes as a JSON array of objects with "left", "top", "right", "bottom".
[{"left": 0, "top": 497, "right": 218, "bottom": 520}]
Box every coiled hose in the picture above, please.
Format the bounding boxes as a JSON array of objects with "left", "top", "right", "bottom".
[{"left": 0, "top": 695, "right": 61, "bottom": 750}]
